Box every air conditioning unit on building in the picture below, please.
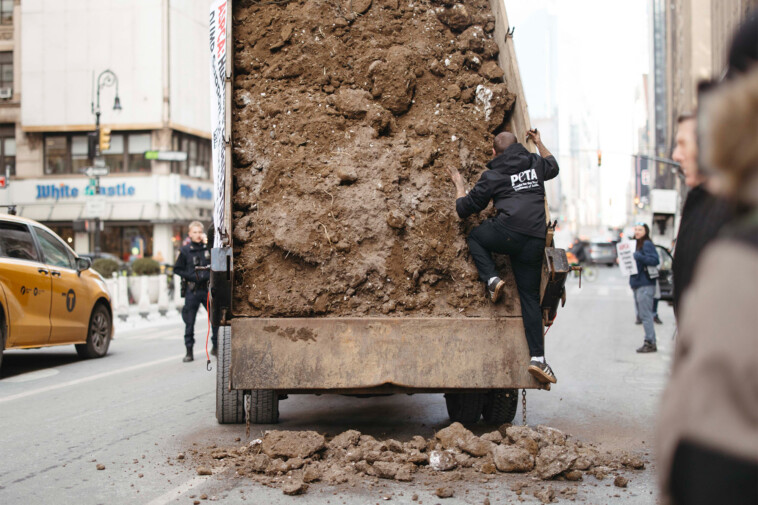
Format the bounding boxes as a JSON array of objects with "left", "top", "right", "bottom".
[{"left": 0, "top": 87, "right": 12, "bottom": 99}]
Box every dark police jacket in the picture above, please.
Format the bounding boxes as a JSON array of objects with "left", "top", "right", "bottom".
[
  {"left": 455, "top": 143, "right": 560, "bottom": 238},
  {"left": 174, "top": 241, "right": 211, "bottom": 292}
]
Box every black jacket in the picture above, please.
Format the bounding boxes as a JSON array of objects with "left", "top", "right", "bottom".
[
  {"left": 455, "top": 143, "right": 559, "bottom": 238},
  {"left": 672, "top": 184, "right": 732, "bottom": 317},
  {"left": 174, "top": 241, "right": 211, "bottom": 289}
]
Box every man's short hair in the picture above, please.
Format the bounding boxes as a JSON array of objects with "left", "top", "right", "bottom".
[
  {"left": 188, "top": 220, "right": 204, "bottom": 231},
  {"left": 493, "top": 132, "right": 517, "bottom": 154}
]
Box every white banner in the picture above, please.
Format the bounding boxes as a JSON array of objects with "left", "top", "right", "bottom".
[
  {"left": 209, "top": 0, "right": 228, "bottom": 247},
  {"left": 616, "top": 241, "right": 638, "bottom": 276}
]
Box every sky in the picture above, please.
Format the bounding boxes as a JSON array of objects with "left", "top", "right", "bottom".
[{"left": 506, "top": 0, "right": 650, "bottom": 228}]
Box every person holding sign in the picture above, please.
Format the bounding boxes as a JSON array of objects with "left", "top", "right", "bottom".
[{"left": 629, "top": 223, "right": 659, "bottom": 353}]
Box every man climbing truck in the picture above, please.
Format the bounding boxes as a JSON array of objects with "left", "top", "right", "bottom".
[
  {"left": 209, "top": 0, "right": 572, "bottom": 426},
  {"left": 446, "top": 129, "right": 559, "bottom": 385}
]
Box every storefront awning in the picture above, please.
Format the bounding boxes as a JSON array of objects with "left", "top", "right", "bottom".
[
  {"left": 168, "top": 204, "right": 201, "bottom": 221},
  {"left": 17, "top": 204, "right": 83, "bottom": 222}
]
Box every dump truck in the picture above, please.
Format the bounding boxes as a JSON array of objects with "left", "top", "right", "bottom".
[{"left": 208, "top": 0, "right": 569, "bottom": 425}]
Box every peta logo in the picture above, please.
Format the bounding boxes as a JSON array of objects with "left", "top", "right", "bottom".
[{"left": 510, "top": 169, "right": 539, "bottom": 191}]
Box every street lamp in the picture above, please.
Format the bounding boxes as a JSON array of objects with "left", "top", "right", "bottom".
[
  {"left": 91, "top": 69, "right": 121, "bottom": 152},
  {"left": 89, "top": 69, "right": 122, "bottom": 254}
]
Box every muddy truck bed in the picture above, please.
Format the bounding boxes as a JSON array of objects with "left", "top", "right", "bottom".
[
  {"left": 229, "top": 0, "right": 533, "bottom": 318},
  {"left": 211, "top": 0, "right": 566, "bottom": 424}
]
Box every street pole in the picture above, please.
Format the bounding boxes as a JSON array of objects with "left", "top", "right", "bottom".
[
  {"left": 90, "top": 69, "right": 120, "bottom": 255},
  {"left": 94, "top": 107, "right": 101, "bottom": 254}
]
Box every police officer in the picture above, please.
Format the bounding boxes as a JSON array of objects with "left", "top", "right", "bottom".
[{"left": 174, "top": 221, "right": 218, "bottom": 362}]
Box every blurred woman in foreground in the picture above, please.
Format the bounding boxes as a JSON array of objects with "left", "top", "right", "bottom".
[{"left": 657, "top": 67, "right": 758, "bottom": 504}]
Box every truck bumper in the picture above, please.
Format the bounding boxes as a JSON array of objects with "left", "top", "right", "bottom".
[{"left": 230, "top": 317, "right": 545, "bottom": 393}]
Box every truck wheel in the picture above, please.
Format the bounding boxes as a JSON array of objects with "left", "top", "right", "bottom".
[
  {"left": 245, "top": 390, "right": 280, "bottom": 424},
  {"left": 482, "top": 389, "right": 519, "bottom": 424},
  {"left": 445, "top": 393, "right": 485, "bottom": 424},
  {"left": 75, "top": 303, "right": 112, "bottom": 359},
  {"left": 216, "top": 326, "right": 245, "bottom": 424}
]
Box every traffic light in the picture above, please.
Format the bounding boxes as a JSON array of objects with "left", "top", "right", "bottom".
[
  {"left": 99, "top": 127, "right": 112, "bottom": 152},
  {"left": 597, "top": 149, "right": 602, "bottom": 167}
]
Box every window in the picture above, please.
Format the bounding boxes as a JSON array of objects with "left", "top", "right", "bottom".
[
  {"left": 71, "top": 135, "right": 89, "bottom": 174},
  {"left": 127, "top": 133, "right": 150, "bottom": 172},
  {"left": 0, "top": 222, "right": 39, "bottom": 262},
  {"left": 35, "top": 227, "right": 74, "bottom": 269},
  {"left": 171, "top": 132, "right": 211, "bottom": 179},
  {"left": 44, "top": 136, "right": 67, "bottom": 175},
  {"left": 0, "top": 0, "right": 12, "bottom": 25},
  {"left": 47, "top": 225, "right": 75, "bottom": 248},
  {"left": 0, "top": 52, "right": 11, "bottom": 89},
  {"left": 102, "top": 133, "right": 124, "bottom": 172},
  {"left": 43, "top": 131, "right": 152, "bottom": 175},
  {"left": 0, "top": 125, "right": 14, "bottom": 176}
]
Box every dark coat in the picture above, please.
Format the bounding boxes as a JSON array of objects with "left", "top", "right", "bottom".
[
  {"left": 672, "top": 184, "right": 732, "bottom": 317},
  {"left": 174, "top": 240, "right": 211, "bottom": 289},
  {"left": 455, "top": 143, "right": 559, "bottom": 238},
  {"left": 629, "top": 240, "right": 659, "bottom": 289}
]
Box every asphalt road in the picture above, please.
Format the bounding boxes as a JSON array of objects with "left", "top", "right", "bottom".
[{"left": 0, "top": 267, "right": 673, "bottom": 504}]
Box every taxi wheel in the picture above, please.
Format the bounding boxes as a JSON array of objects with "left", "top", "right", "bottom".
[
  {"left": 76, "top": 303, "right": 112, "bottom": 359},
  {"left": 0, "top": 307, "right": 5, "bottom": 374},
  {"left": 0, "top": 319, "right": 4, "bottom": 374}
]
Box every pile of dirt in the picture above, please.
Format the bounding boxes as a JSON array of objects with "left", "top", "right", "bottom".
[
  {"left": 232, "top": 0, "right": 523, "bottom": 317},
  {"left": 185, "top": 423, "right": 646, "bottom": 500}
]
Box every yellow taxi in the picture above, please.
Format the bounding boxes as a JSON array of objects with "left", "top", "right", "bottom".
[{"left": 0, "top": 214, "right": 112, "bottom": 372}]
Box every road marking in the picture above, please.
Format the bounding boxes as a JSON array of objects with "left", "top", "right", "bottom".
[
  {"left": 1, "top": 368, "right": 60, "bottom": 383},
  {"left": 144, "top": 474, "right": 211, "bottom": 505},
  {"left": 0, "top": 355, "right": 183, "bottom": 404}
]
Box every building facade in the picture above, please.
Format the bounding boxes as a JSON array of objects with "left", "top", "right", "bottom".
[{"left": 0, "top": 0, "right": 213, "bottom": 263}]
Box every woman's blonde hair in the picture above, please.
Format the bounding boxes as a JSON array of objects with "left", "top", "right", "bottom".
[
  {"left": 701, "top": 66, "right": 758, "bottom": 201},
  {"left": 188, "top": 220, "right": 204, "bottom": 231}
]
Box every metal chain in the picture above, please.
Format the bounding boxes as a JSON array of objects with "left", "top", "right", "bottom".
[
  {"left": 245, "top": 393, "right": 251, "bottom": 438},
  {"left": 521, "top": 389, "right": 528, "bottom": 426}
]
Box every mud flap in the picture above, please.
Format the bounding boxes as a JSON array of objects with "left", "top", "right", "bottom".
[
  {"left": 541, "top": 247, "right": 569, "bottom": 326},
  {"left": 210, "top": 247, "right": 232, "bottom": 327}
]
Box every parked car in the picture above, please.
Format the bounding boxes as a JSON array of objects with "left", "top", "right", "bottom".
[
  {"left": 0, "top": 214, "right": 113, "bottom": 373},
  {"left": 656, "top": 245, "right": 674, "bottom": 301},
  {"left": 587, "top": 241, "right": 618, "bottom": 266}
]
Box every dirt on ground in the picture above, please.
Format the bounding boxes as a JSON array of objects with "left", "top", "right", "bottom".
[
  {"left": 232, "top": 0, "right": 523, "bottom": 317},
  {"left": 184, "top": 423, "right": 647, "bottom": 502}
]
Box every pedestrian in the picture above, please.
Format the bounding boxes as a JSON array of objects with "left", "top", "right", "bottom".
[
  {"left": 670, "top": 114, "right": 732, "bottom": 319},
  {"left": 658, "top": 63, "right": 758, "bottom": 505},
  {"left": 629, "top": 223, "right": 659, "bottom": 353},
  {"left": 173, "top": 221, "right": 218, "bottom": 363},
  {"left": 635, "top": 278, "right": 663, "bottom": 325},
  {"left": 446, "top": 129, "right": 560, "bottom": 384}
]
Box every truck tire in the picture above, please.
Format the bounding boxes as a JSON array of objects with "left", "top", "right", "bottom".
[
  {"left": 445, "top": 392, "right": 485, "bottom": 424},
  {"left": 482, "top": 389, "right": 519, "bottom": 424},
  {"left": 216, "top": 326, "right": 245, "bottom": 424},
  {"left": 75, "top": 303, "right": 112, "bottom": 359},
  {"left": 246, "top": 390, "right": 279, "bottom": 424}
]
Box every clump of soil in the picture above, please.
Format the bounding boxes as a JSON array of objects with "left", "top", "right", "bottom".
[
  {"left": 232, "top": 0, "right": 521, "bottom": 317},
  {"left": 185, "top": 423, "right": 646, "bottom": 496}
]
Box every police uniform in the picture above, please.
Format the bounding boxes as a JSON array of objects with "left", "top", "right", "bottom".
[{"left": 174, "top": 240, "right": 218, "bottom": 360}]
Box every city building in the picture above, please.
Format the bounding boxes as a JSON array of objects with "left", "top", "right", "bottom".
[
  {"left": 643, "top": 0, "right": 757, "bottom": 244},
  {"left": 650, "top": 0, "right": 757, "bottom": 192},
  {"left": 0, "top": 0, "right": 213, "bottom": 263}
]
